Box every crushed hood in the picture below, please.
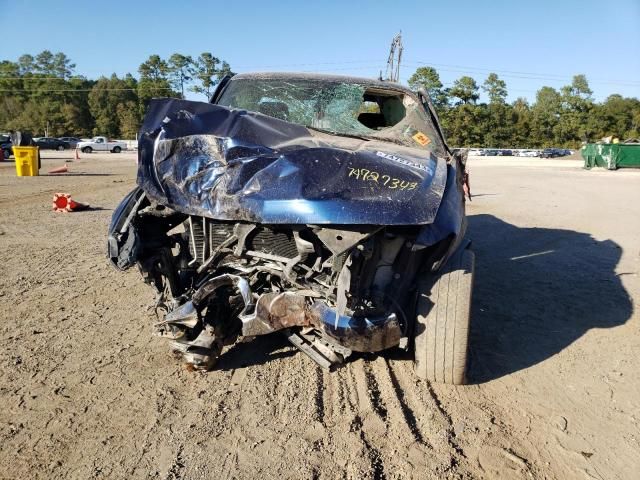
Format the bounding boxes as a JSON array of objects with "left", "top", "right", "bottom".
[{"left": 137, "top": 98, "right": 447, "bottom": 225}]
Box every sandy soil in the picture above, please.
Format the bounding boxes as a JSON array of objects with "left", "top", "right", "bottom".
[{"left": 0, "top": 151, "right": 638, "bottom": 479}]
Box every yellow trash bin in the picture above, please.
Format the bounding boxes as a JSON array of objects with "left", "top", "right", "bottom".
[{"left": 13, "top": 146, "right": 40, "bottom": 176}]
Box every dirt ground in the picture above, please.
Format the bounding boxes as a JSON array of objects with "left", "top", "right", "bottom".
[{"left": 0, "top": 151, "right": 638, "bottom": 480}]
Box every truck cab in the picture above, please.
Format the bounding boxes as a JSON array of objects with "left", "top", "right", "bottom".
[
  {"left": 89, "top": 137, "right": 109, "bottom": 151},
  {"left": 78, "top": 136, "right": 126, "bottom": 153}
]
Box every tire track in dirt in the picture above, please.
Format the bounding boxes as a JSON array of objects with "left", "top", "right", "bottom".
[
  {"left": 210, "top": 342, "right": 321, "bottom": 477},
  {"left": 164, "top": 445, "right": 186, "bottom": 480},
  {"left": 308, "top": 361, "right": 386, "bottom": 478},
  {"left": 423, "top": 380, "right": 466, "bottom": 458},
  {"left": 351, "top": 414, "right": 387, "bottom": 480},
  {"left": 347, "top": 359, "right": 426, "bottom": 478},
  {"left": 217, "top": 439, "right": 240, "bottom": 480},
  {"left": 386, "top": 358, "right": 467, "bottom": 472},
  {"left": 362, "top": 361, "right": 389, "bottom": 422},
  {"left": 320, "top": 363, "right": 358, "bottom": 419},
  {"left": 343, "top": 364, "right": 387, "bottom": 480},
  {"left": 168, "top": 366, "right": 242, "bottom": 479},
  {"left": 363, "top": 358, "right": 451, "bottom": 476},
  {"left": 380, "top": 359, "right": 430, "bottom": 447},
  {"left": 320, "top": 367, "right": 333, "bottom": 426},
  {"left": 313, "top": 365, "right": 325, "bottom": 424}
]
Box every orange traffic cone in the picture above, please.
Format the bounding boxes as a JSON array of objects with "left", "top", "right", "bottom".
[
  {"left": 52, "top": 193, "right": 90, "bottom": 213},
  {"left": 74, "top": 148, "right": 80, "bottom": 161},
  {"left": 48, "top": 164, "right": 68, "bottom": 174}
]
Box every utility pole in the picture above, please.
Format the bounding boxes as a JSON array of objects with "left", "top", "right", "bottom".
[{"left": 385, "top": 31, "right": 403, "bottom": 83}]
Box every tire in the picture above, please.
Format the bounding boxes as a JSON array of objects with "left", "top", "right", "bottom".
[
  {"left": 57, "top": 144, "right": 65, "bottom": 151},
  {"left": 414, "top": 247, "right": 475, "bottom": 385},
  {"left": 82, "top": 146, "right": 92, "bottom": 154},
  {"left": 112, "top": 146, "right": 121, "bottom": 153}
]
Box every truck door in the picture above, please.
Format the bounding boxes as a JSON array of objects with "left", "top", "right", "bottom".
[{"left": 95, "top": 137, "right": 107, "bottom": 151}]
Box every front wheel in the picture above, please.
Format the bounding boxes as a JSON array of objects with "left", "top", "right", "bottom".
[
  {"left": 82, "top": 146, "right": 92, "bottom": 154},
  {"left": 57, "top": 144, "right": 65, "bottom": 151},
  {"left": 112, "top": 146, "right": 122, "bottom": 153},
  {"left": 414, "top": 246, "right": 475, "bottom": 385}
]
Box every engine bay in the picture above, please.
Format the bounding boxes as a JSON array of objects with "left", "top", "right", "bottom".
[{"left": 107, "top": 189, "right": 436, "bottom": 369}]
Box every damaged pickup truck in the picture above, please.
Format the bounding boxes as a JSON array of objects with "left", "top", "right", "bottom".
[{"left": 107, "top": 72, "right": 474, "bottom": 384}]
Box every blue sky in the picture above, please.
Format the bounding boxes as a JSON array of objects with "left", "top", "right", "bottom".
[{"left": 1, "top": 0, "right": 639, "bottom": 103}]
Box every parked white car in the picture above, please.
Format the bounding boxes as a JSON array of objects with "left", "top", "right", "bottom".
[
  {"left": 521, "top": 149, "right": 541, "bottom": 157},
  {"left": 77, "top": 136, "right": 127, "bottom": 153}
]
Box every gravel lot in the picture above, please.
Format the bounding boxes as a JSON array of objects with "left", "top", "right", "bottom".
[{"left": 0, "top": 151, "right": 638, "bottom": 479}]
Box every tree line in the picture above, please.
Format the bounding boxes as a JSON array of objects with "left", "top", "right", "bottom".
[
  {"left": 0, "top": 51, "right": 232, "bottom": 138},
  {"left": 408, "top": 67, "right": 640, "bottom": 148},
  {"left": 1, "top": 51, "right": 638, "bottom": 147}
]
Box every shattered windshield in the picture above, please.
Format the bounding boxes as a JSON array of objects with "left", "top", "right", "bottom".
[{"left": 216, "top": 77, "right": 445, "bottom": 154}]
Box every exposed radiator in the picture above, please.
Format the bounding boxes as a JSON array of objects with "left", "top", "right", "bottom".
[
  {"left": 248, "top": 229, "right": 299, "bottom": 259},
  {"left": 188, "top": 217, "right": 234, "bottom": 264},
  {"left": 188, "top": 217, "right": 300, "bottom": 264}
]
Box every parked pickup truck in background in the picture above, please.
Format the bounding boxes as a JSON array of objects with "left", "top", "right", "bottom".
[{"left": 77, "top": 136, "right": 127, "bottom": 153}]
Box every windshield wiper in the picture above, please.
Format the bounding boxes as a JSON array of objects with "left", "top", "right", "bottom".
[{"left": 305, "top": 125, "right": 370, "bottom": 141}]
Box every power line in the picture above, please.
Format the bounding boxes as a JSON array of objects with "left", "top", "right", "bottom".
[
  {"left": 232, "top": 59, "right": 382, "bottom": 69},
  {"left": 289, "top": 64, "right": 640, "bottom": 91},
  {"left": 226, "top": 59, "right": 640, "bottom": 86},
  {"left": 0, "top": 61, "right": 384, "bottom": 80},
  {"left": 405, "top": 61, "right": 640, "bottom": 87},
  {"left": 0, "top": 87, "right": 173, "bottom": 92},
  {"left": 411, "top": 60, "right": 640, "bottom": 84},
  {"left": 0, "top": 77, "right": 82, "bottom": 81},
  {"left": 233, "top": 60, "right": 640, "bottom": 87},
  {"left": 1, "top": 64, "right": 637, "bottom": 95},
  {"left": 2, "top": 60, "right": 638, "bottom": 87}
]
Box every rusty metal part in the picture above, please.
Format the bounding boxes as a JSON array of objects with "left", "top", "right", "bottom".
[
  {"left": 240, "top": 292, "right": 311, "bottom": 336},
  {"left": 258, "top": 292, "right": 307, "bottom": 329},
  {"left": 241, "top": 289, "right": 402, "bottom": 353}
]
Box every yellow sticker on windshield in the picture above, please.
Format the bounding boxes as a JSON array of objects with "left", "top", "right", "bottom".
[{"left": 412, "top": 132, "right": 431, "bottom": 146}]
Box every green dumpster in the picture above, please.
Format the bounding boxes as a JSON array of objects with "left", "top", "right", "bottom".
[{"left": 582, "top": 143, "right": 640, "bottom": 170}]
